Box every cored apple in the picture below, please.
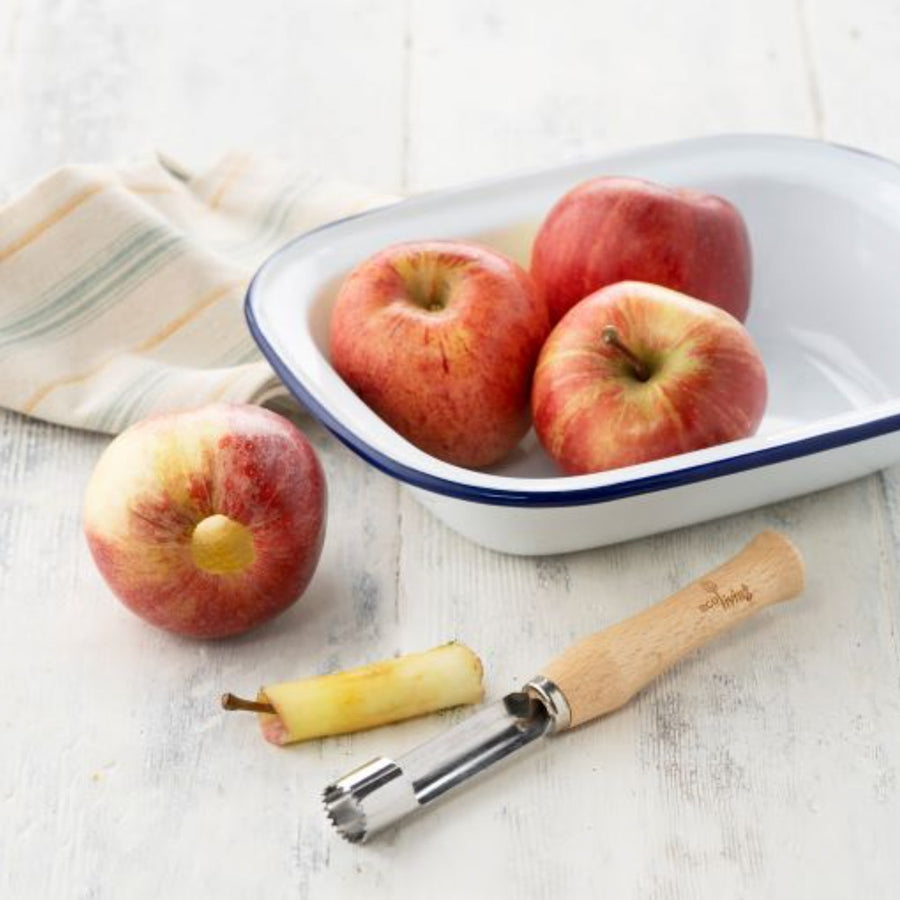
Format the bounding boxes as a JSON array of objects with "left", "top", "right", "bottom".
[
  {"left": 531, "top": 176, "right": 752, "bottom": 324},
  {"left": 330, "top": 240, "right": 550, "bottom": 468},
  {"left": 532, "top": 281, "right": 767, "bottom": 475},
  {"left": 83, "top": 403, "right": 326, "bottom": 639}
]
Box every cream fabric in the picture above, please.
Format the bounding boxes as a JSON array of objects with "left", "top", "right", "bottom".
[{"left": 0, "top": 152, "right": 394, "bottom": 433}]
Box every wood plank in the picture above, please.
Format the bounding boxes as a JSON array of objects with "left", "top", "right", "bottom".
[
  {"left": 800, "top": 0, "right": 900, "bottom": 159},
  {"left": 799, "top": 0, "right": 900, "bottom": 619},
  {"left": 405, "top": 0, "right": 817, "bottom": 190},
  {"left": 0, "top": 0, "right": 409, "bottom": 191}
]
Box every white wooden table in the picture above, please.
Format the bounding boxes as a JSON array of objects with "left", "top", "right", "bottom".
[{"left": 3, "top": 2, "right": 900, "bottom": 897}]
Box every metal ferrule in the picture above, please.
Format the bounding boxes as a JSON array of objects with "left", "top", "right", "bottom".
[
  {"left": 524, "top": 675, "right": 572, "bottom": 732},
  {"left": 322, "top": 677, "right": 572, "bottom": 842}
]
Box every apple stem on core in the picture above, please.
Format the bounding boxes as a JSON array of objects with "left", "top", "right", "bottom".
[
  {"left": 601, "top": 325, "right": 651, "bottom": 382},
  {"left": 221, "top": 692, "right": 275, "bottom": 714}
]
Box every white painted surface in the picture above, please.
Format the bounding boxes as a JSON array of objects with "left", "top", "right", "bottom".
[{"left": 2, "top": 2, "right": 899, "bottom": 898}]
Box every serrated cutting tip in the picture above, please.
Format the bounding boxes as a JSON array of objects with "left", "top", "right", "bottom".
[
  {"left": 321, "top": 756, "right": 411, "bottom": 843},
  {"left": 322, "top": 783, "right": 367, "bottom": 844}
]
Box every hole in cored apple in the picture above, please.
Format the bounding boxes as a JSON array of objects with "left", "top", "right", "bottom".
[{"left": 190, "top": 513, "right": 255, "bottom": 575}]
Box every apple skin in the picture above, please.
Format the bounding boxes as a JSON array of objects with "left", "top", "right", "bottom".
[
  {"left": 83, "top": 403, "right": 326, "bottom": 639},
  {"left": 531, "top": 281, "right": 767, "bottom": 475},
  {"left": 531, "top": 176, "right": 752, "bottom": 324},
  {"left": 330, "top": 240, "right": 550, "bottom": 468}
]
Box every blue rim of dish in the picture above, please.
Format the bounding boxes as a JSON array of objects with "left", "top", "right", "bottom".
[{"left": 245, "top": 135, "right": 900, "bottom": 508}]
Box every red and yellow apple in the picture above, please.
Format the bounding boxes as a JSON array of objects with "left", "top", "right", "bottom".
[
  {"left": 531, "top": 176, "right": 752, "bottom": 324},
  {"left": 330, "top": 240, "right": 550, "bottom": 468},
  {"left": 532, "top": 281, "right": 767, "bottom": 475},
  {"left": 84, "top": 403, "right": 326, "bottom": 639}
]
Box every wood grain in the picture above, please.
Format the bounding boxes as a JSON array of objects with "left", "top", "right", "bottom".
[
  {"left": 2, "top": 1, "right": 900, "bottom": 898},
  {"left": 541, "top": 532, "right": 805, "bottom": 726}
]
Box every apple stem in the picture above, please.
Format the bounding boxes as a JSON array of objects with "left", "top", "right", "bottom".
[
  {"left": 601, "top": 326, "right": 651, "bottom": 382},
  {"left": 221, "top": 692, "right": 275, "bottom": 714}
]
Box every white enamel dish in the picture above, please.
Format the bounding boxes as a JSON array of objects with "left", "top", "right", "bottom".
[{"left": 246, "top": 135, "right": 900, "bottom": 555}]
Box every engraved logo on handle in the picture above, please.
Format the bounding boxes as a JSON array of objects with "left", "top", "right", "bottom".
[{"left": 697, "top": 580, "right": 754, "bottom": 613}]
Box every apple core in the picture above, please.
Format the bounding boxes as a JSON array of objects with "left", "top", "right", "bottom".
[{"left": 190, "top": 513, "right": 255, "bottom": 575}]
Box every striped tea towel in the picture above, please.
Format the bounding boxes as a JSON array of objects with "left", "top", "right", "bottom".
[{"left": 0, "top": 152, "right": 396, "bottom": 433}]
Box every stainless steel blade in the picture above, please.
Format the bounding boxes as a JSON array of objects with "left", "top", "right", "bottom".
[{"left": 323, "top": 691, "right": 551, "bottom": 842}]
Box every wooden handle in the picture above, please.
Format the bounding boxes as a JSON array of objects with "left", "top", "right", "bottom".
[{"left": 539, "top": 530, "right": 804, "bottom": 729}]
